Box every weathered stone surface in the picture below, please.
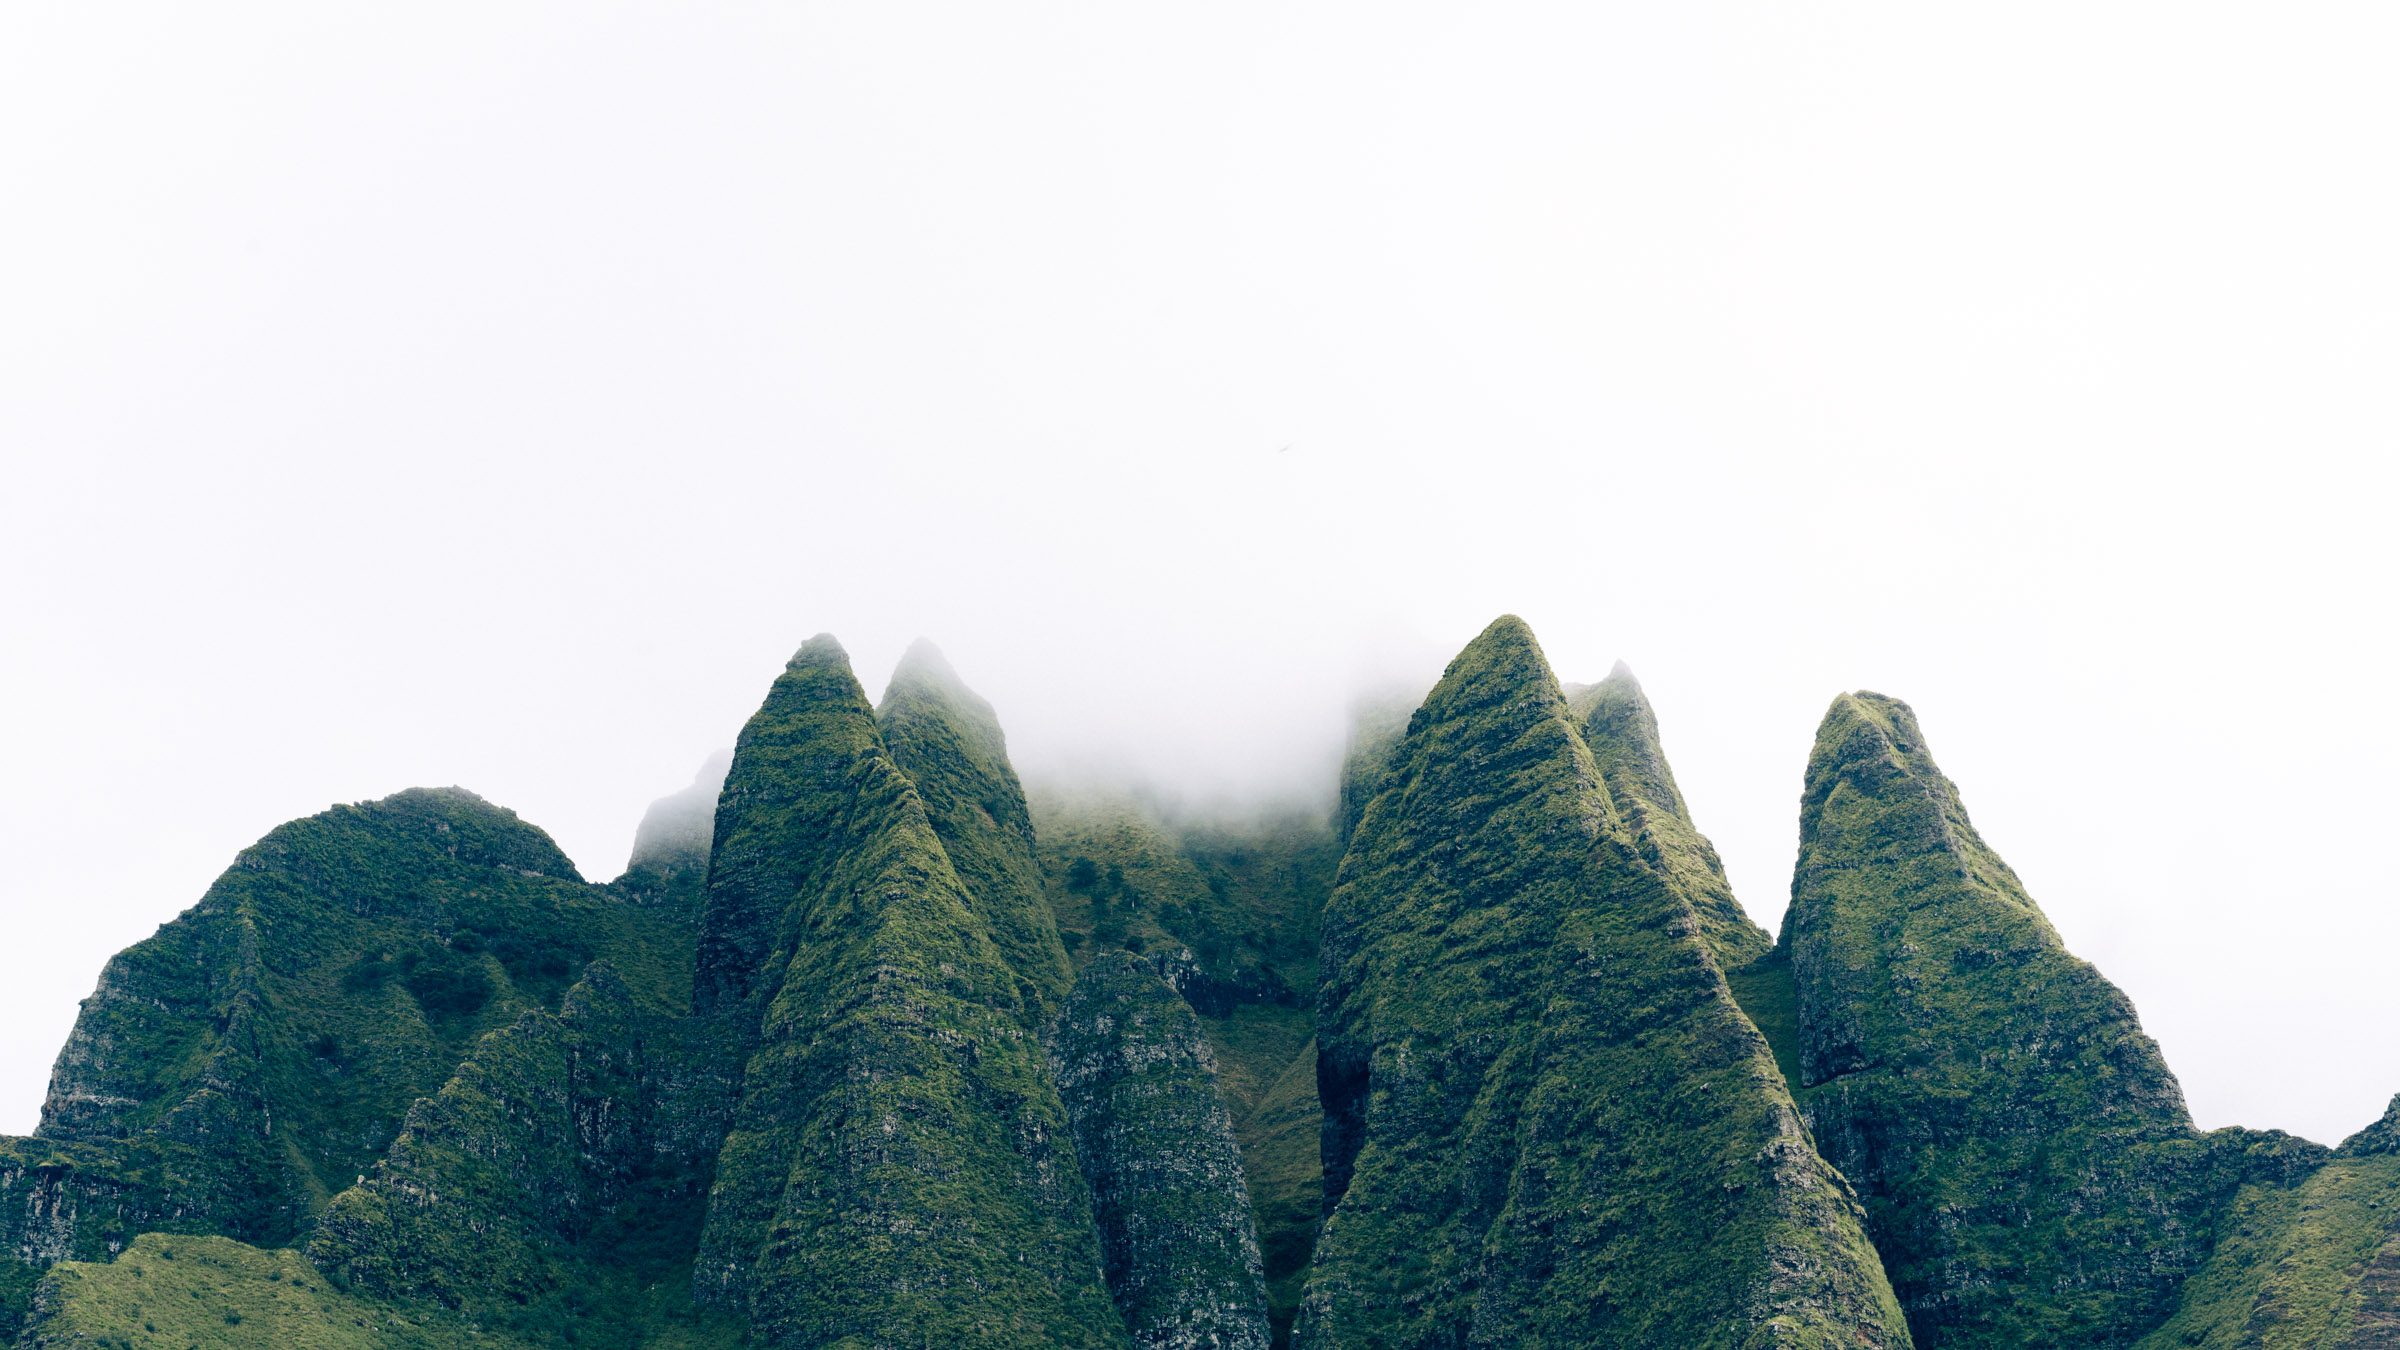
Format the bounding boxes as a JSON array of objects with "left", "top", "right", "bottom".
[
  {"left": 1779, "top": 691, "right": 2318, "bottom": 1349},
  {"left": 689, "top": 634, "right": 1125, "bottom": 1348},
  {"left": 1302, "top": 616, "right": 1910, "bottom": 1350},
  {"left": 1050, "top": 950, "right": 1272, "bottom": 1350},
  {"left": 879, "top": 638, "right": 1075, "bottom": 1024}
]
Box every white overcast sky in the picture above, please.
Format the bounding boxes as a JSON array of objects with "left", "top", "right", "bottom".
[{"left": 2, "top": 4, "right": 2394, "bottom": 1145}]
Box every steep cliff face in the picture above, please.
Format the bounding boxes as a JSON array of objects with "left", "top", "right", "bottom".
[
  {"left": 2134, "top": 1095, "right": 2400, "bottom": 1350},
  {"left": 878, "top": 638, "right": 1075, "bottom": 1024},
  {"left": 1029, "top": 788, "right": 1335, "bottom": 1342},
  {"left": 0, "top": 787, "right": 698, "bottom": 1335},
  {"left": 1050, "top": 951, "right": 1272, "bottom": 1350},
  {"left": 1302, "top": 617, "right": 1909, "bottom": 1350},
  {"left": 689, "top": 635, "right": 1125, "bottom": 1348},
  {"left": 1778, "top": 692, "right": 2318, "bottom": 1349}
]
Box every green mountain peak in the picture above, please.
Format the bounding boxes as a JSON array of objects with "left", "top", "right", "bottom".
[{"left": 1305, "top": 615, "right": 1908, "bottom": 1348}]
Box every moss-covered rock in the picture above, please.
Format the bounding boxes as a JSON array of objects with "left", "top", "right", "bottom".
[
  {"left": 1570, "top": 662, "right": 1771, "bottom": 972},
  {"left": 689, "top": 634, "right": 1125, "bottom": 1348},
  {"left": 878, "top": 639, "right": 1074, "bottom": 1024},
  {"left": 1779, "top": 691, "right": 2318, "bottom": 1348},
  {"left": 305, "top": 962, "right": 732, "bottom": 1346},
  {"left": 1, "top": 787, "right": 699, "bottom": 1332},
  {"left": 1029, "top": 788, "right": 1335, "bottom": 1343},
  {"left": 1301, "top": 616, "right": 1910, "bottom": 1349},
  {"left": 1050, "top": 951, "right": 1272, "bottom": 1349},
  {"left": 2132, "top": 1095, "right": 2400, "bottom": 1349}
]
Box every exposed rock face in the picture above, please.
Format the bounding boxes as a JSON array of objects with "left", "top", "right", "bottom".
[
  {"left": 689, "top": 634, "right": 1125, "bottom": 1347},
  {"left": 1050, "top": 951, "right": 1272, "bottom": 1350},
  {"left": 879, "top": 638, "right": 1075, "bottom": 1024},
  {"left": 615, "top": 749, "right": 733, "bottom": 909},
  {"left": 1779, "top": 691, "right": 2321, "bottom": 1349},
  {"left": 1302, "top": 616, "right": 1910, "bottom": 1349}
]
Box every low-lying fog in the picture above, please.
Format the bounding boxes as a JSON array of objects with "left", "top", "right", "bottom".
[{"left": 2, "top": 5, "right": 2394, "bottom": 1152}]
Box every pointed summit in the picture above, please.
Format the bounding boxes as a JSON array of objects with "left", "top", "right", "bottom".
[
  {"left": 1569, "top": 660, "right": 1771, "bottom": 971},
  {"left": 879, "top": 639, "right": 1073, "bottom": 1022},
  {"left": 691, "top": 635, "right": 1124, "bottom": 1347},
  {"left": 1782, "top": 692, "right": 2235, "bottom": 1347},
  {"left": 1303, "top": 616, "right": 1908, "bottom": 1348}
]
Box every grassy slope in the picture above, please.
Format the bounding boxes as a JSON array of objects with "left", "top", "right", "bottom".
[
  {"left": 2136, "top": 1097, "right": 2400, "bottom": 1348},
  {"left": 23, "top": 1233, "right": 742, "bottom": 1350}
]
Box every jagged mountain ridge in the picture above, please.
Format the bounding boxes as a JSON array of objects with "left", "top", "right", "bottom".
[{"left": 5, "top": 618, "right": 2393, "bottom": 1350}]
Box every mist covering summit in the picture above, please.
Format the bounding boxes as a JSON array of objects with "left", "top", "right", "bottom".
[{"left": 2, "top": 617, "right": 2390, "bottom": 1350}]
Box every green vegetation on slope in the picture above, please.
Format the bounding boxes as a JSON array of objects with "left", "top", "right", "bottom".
[
  {"left": 20, "top": 1232, "right": 539, "bottom": 1350},
  {"left": 1782, "top": 692, "right": 2322, "bottom": 1349},
  {"left": 1569, "top": 662, "right": 1772, "bottom": 972},
  {"left": 308, "top": 964, "right": 734, "bottom": 1349},
  {"left": 2135, "top": 1095, "right": 2400, "bottom": 1349},
  {"left": 689, "top": 634, "right": 1125, "bottom": 1348},
  {"left": 3, "top": 787, "right": 699, "bottom": 1334},
  {"left": 1028, "top": 788, "right": 1336, "bottom": 1343},
  {"left": 1049, "top": 951, "right": 1272, "bottom": 1350},
  {"left": 1302, "top": 616, "right": 1909, "bottom": 1350},
  {"left": 1237, "top": 1038, "right": 1323, "bottom": 1348},
  {"left": 878, "top": 638, "right": 1075, "bottom": 1024}
]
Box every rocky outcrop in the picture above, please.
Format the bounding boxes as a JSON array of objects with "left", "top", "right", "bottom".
[
  {"left": 879, "top": 638, "right": 1075, "bottom": 1023},
  {"left": 689, "top": 634, "right": 1125, "bottom": 1348},
  {"left": 1301, "top": 616, "right": 1910, "bottom": 1349},
  {"left": 1778, "top": 692, "right": 2320, "bottom": 1348},
  {"left": 1050, "top": 951, "right": 1272, "bottom": 1350}
]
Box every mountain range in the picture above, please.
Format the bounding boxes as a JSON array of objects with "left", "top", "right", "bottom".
[{"left": 4, "top": 616, "right": 2392, "bottom": 1349}]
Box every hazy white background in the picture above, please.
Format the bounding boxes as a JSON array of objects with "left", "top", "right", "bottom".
[{"left": 3, "top": 4, "right": 2394, "bottom": 1144}]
